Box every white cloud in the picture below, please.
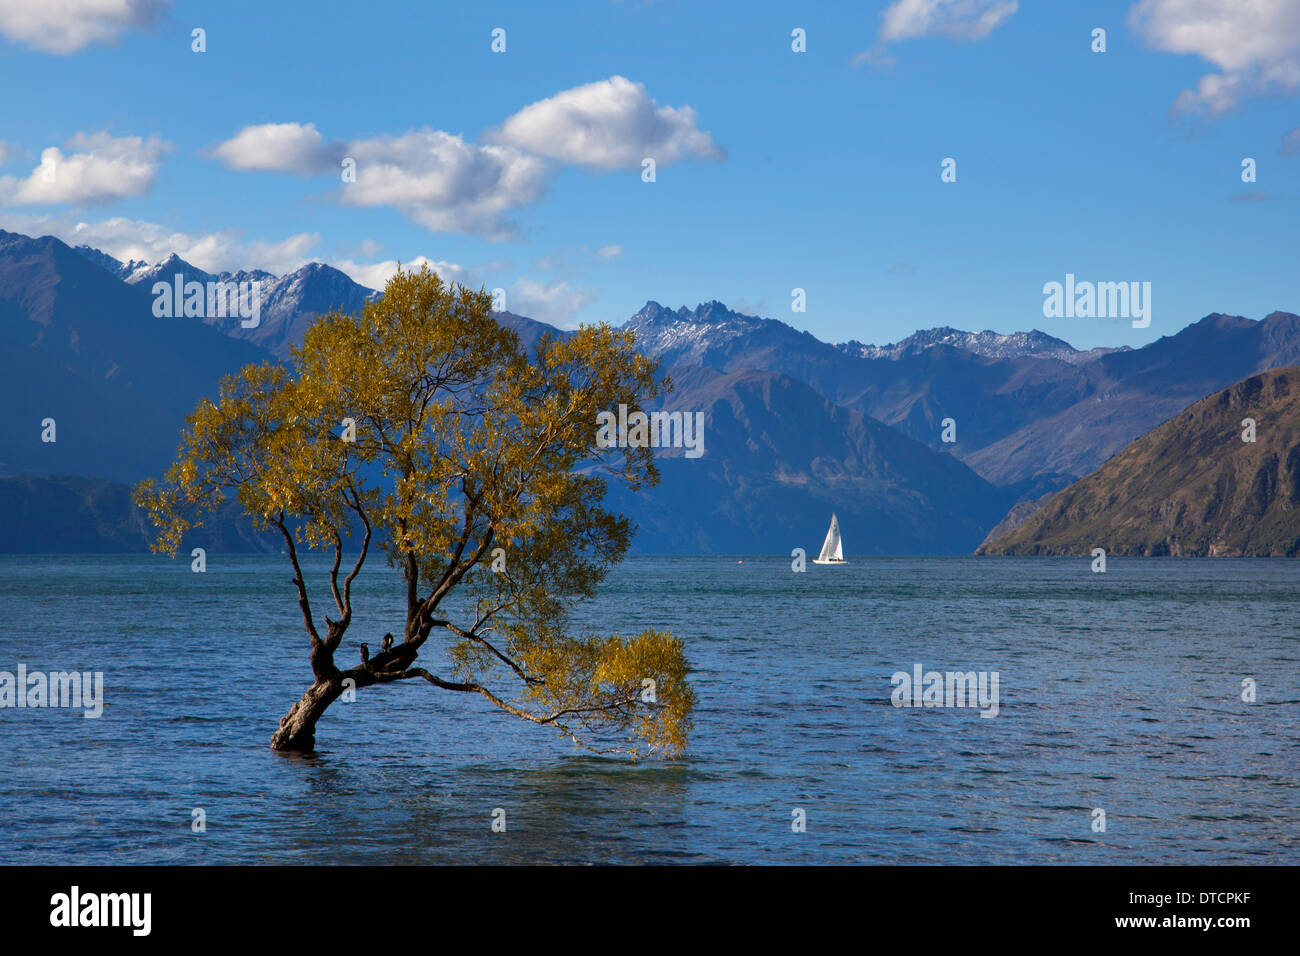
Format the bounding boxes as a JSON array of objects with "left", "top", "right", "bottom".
[
  {"left": 210, "top": 122, "right": 341, "bottom": 174},
  {"left": 595, "top": 244, "right": 622, "bottom": 259},
  {"left": 207, "top": 79, "right": 713, "bottom": 238},
  {"left": 1129, "top": 0, "right": 1300, "bottom": 114},
  {"left": 238, "top": 233, "right": 321, "bottom": 274},
  {"left": 1, "top": 132, "right": 169, "bottom": 205},
  {"left": 486, "top": 76, "right": 723, "bottom": 170},
  {"left": 340, "top": 129, "right": 548, "bottom": 239},
  {"left": 333, "top": 256, "right": 474, "bottom": 293},
  {"left": 0, "top": 140, "right": 13, "bottom": 165},
  {"left": 211, "top": 124, "right": 543, "bottom": 238},
  {"left": 857, "top": 0, "right": 1017, "bottom": 64},
  {"left": 0, "top": 0, "right": 168, "bottom": 54},
  {"left": 508, "top": 278, "right": 595, "bottom": 328},
  {"left": 1284, "top": 127, "right": 1300, "bottom": 155},
  {"left": 0, "top": 211, "right": 319, "bottom": 275},
  {"left": 880, "top": 0, "right": 1018, "bottom": 42}
]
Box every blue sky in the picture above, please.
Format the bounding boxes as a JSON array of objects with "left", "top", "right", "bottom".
[{"left": 0, "top": 0, "right": 1296, "bottom": 350}]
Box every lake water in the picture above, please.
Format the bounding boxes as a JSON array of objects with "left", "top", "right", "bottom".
[{"left": 0, "top": 554, "right": 1296, "bottom": 865}]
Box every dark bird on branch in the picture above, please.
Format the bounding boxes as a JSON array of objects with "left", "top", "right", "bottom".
[
  {"left": 381, "top": 633, "right": 394, "bottom": 653},
  {"left": 360, "top": 643, "right": 370, "bottom": 665}
]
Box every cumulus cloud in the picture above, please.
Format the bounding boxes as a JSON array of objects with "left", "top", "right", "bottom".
[
  {"left": 1, "top": 211, "right": 319, "bottom": 274},
  {"left": 0, "top": 0, "right": 168, "bottom": 54},
  {"left": 339, "top": 129, "right": 547, "bottom": 239},
  {"left": 208, "top": 79, "right": 716, "bottom": 238},
  {"left": 237, "top": 233, "right": 322, "bottom": 274},
  {"left": 856, "top": 0, "right": 1017, "bottom": 64},
  {"left": 210, "top": 122, "right": 343, "bottom": 174},
  {"left": 882, "top": 0, "right": 1017, "bottom": 42},
  {"left": 333, "top": 256, "right": 474, "bottom": 293},
  {"left": 508, "top": 278, "right": 595, "bottom": 328},
  {"left": 1, "top": 132, "right": 169, "bottom": 205},
  {"left": 332, "top": 262, "right": 589, "bottom": 324},
  {"left": 487, "top": 76, "right": 722, "bottom": 170},
  {"left": 212, "top": 124, "right": 544, "bottom": 237},
  {"left": 1129, "top": 0, "right": 1300, "bottom": 115}
]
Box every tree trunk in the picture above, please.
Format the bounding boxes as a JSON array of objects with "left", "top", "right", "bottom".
[{"left": 270, "top": 680, "right": 342, "bottom": 752}]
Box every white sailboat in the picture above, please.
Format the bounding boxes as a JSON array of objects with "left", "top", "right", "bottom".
[{"left": 813, "top": 512, "right": 847, "bottom": 565}]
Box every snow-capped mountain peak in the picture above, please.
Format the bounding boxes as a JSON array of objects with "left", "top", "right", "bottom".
[{"left": 836, "top": 327, "right": 1127, "bottom": 364}]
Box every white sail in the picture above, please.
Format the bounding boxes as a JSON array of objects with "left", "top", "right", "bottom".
[{"left": 815, "top": 513, "right": 844, "bottom": 563}]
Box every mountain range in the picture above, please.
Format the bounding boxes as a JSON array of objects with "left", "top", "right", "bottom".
[
  {"left": 0, "top": 231, "right": 270, "bottom": 485},
  {"left": 603, "top": 365, "right": 1015, "bottom": 553},
  {"left": 839, "top": 327, "right": 1123, "bottom": 364},
  {"left": 77, "top": 246, "right": 378, "bottom": 359},
  {"left": 625, "top": 300, "right": 1300, "bottom": 486},
  {"left": 0, "top": 473, "right": 277, "bottom": 553},
  {"left": 979, "top": 367, "right": 1300, "bottom": 556},
  {"left": 1, "top": 227, "right": 1295, "bottom": 555}
]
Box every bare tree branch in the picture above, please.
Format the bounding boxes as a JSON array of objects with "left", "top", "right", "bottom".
[
  {"left": 342, "top": 483, "right": 371, "bottom": 616},
  {"left": 273, "top": 511, "right": 321, "bottom": 648},
  {"left": 388, "top": 668, "right": 640, "bottom": 725}
]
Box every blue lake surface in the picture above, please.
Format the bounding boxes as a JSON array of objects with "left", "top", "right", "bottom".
[{"left": 0, "top": 554, "right": 1297, "bottom": 864}]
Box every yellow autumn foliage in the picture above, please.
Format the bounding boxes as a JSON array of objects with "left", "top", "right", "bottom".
[{"left": 134, "top": 265, "right": 693, "bottom": 757}]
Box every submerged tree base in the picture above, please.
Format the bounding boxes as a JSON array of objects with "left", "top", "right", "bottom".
[{"left": 271, "top": 680, "right": 342, "bottom": 752}]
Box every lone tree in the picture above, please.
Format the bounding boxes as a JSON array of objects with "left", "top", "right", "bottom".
[{"left": 135, "top": 267, "right": 693, "bottom": 756}]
